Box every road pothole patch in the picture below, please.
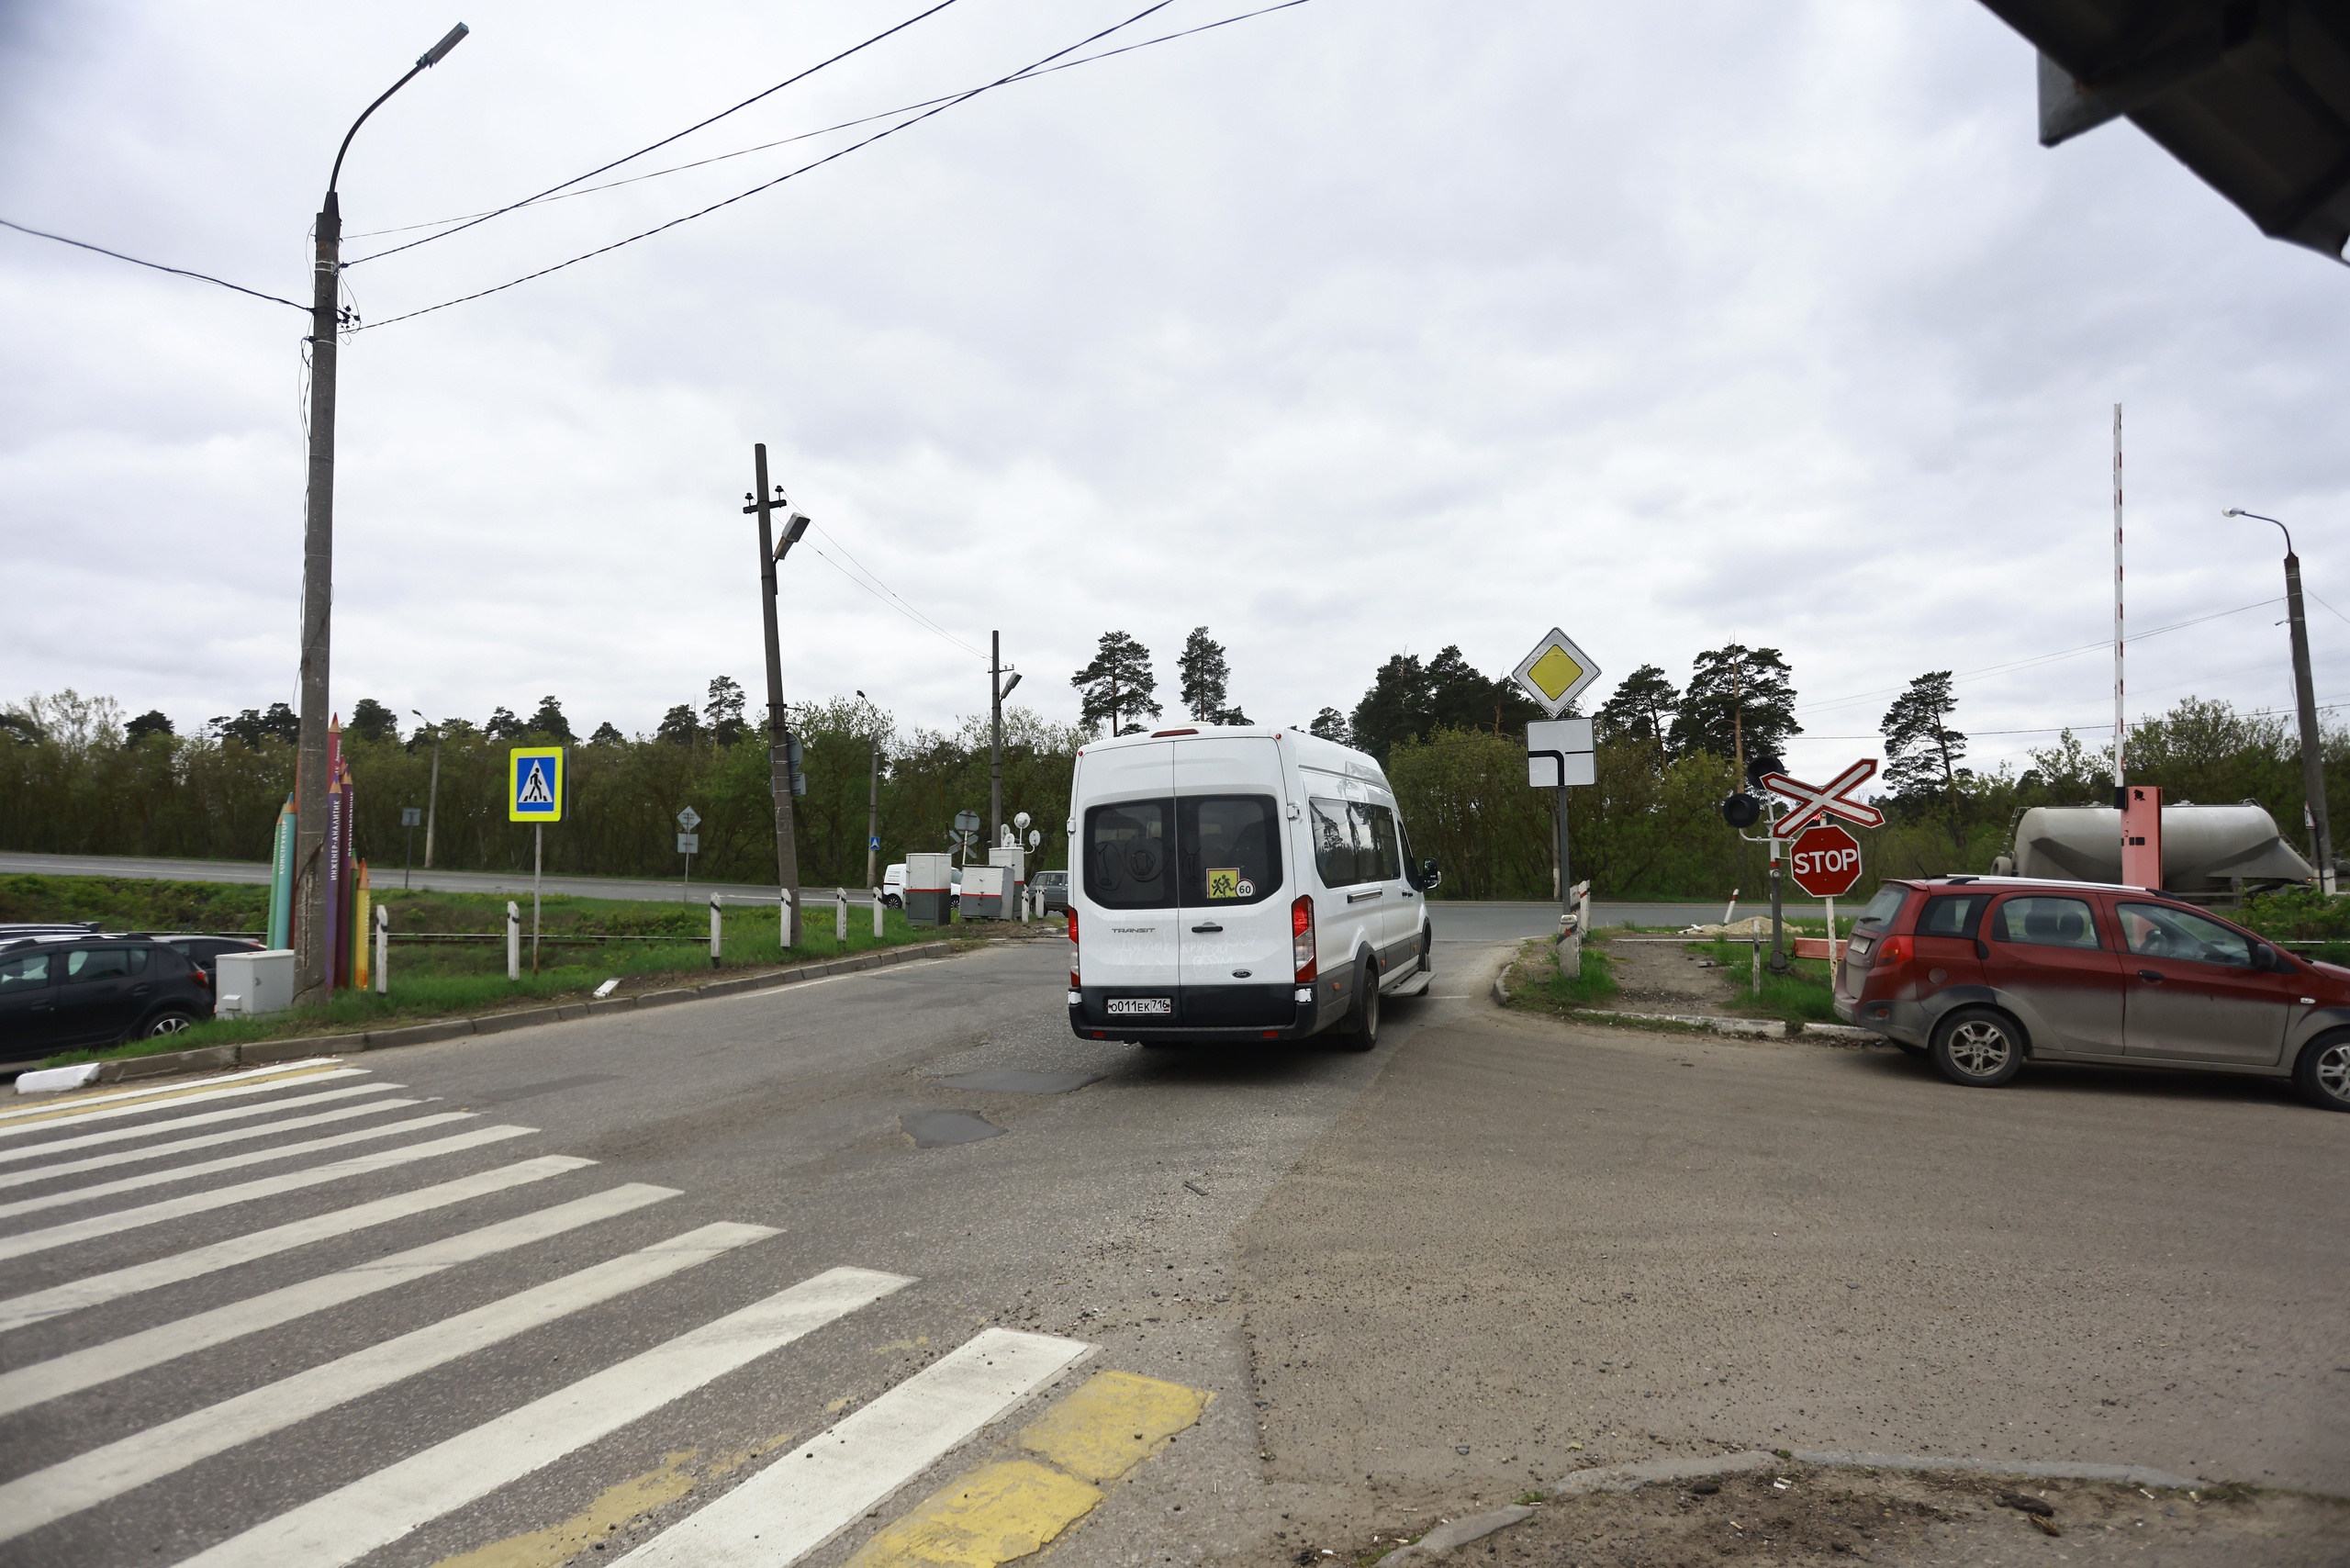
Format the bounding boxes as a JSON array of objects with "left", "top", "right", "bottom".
[{"left": 901, "top": 1110, "right": 1005, "bottom": 1147}]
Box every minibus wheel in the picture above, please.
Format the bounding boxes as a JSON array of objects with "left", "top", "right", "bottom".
[{"left": 1334, "top": 960, "right": 1380, "bottom": 1051}]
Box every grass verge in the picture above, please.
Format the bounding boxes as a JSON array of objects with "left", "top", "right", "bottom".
[
  {"left": 1690, "top": 938, "right": 1841, "bottom": 1025},
  {"left": 28, "top": 897, "right": 1017, "bottom": 1070},
  {"left": 1499, "top": 935, "right": 1620, "bottom": 1018}
]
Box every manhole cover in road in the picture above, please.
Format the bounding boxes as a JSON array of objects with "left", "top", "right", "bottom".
[
  {"left": 901, "top": 1110, "right": 1005, "bottom": 1147},
  {"left": 933, "top": 1070, "right": 1103, "bottom": 1095}
]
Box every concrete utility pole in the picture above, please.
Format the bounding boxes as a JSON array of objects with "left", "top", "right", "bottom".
[
  {"left": 411, "top": 709, "right": 441, "bottom": 869},
  {"left": 292, "top": 24, "right": 468, "bottom": 1008},
  {"left": 856, "top": 689, "right": 881, "bottom": 890},
  {"left": 747, "top": 443, "right": 807, "bottom": 946},
  {"left": 2114, "top": 404, "right": 2127, "bottom": 801},
  {"left": 2229, "top": 509, "right": 2336, "bottom": 893},
  {"left": 989, "top": 632, "right": 1021, "bottom": 846}
]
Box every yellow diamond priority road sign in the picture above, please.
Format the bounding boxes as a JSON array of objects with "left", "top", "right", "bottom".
[{"left": 1510, "top": 628, "right": 1601, "bottom": 718}]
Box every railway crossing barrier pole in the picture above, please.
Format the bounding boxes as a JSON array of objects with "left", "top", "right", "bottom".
[
  {"left": 374, "top": 906, "right": 388, "bottom": 995},
  {"left": 506, "top": 902, "right": 520, "bottom": 981},
  {"left": 711, "top": 895, "right": 722, "bottom": 968}
]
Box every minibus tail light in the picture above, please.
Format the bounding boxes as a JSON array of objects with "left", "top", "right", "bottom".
[
  {"left": 1292, "top": 895, "right": 1315, "bottom": 982},
  {"left": 1068, "top": 908, "right": 1080, "bottom": 988}
]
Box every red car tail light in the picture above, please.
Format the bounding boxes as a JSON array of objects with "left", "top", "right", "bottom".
[
  {"left": 1292, "top": 895, "right": 1316, "bottom": 983},
  {"left": 1068, "top": 908, "right": 1080, "bottom": 988},
  {"left": 1873, "top": 935, "right": 1911, "bottom": 969}
]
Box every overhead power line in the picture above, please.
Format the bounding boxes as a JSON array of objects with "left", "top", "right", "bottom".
[
  {"left": 801, "top": 521, "right": 986, "bottom": 660},
  {"left": 0, "top": 216, "right": 306, "bottom": 312},
  {"left": 344, "top": 0, "right": 1320, "bottom": 243},
  {"left": 344, "top": 0, "right": 970, "bottom": 267},
  {"left": 350, "top": 0, "right": 1215, "bottom": 332},
  {"left": 1792, "top": 597, "right": 2283, "bottom": 717}
]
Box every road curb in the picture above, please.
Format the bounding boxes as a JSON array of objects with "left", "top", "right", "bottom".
[
  {"left": 1577, "top": 1010, "right": 1788, "bottom": 1038},
  {"left": 1539, "top": 1447, "right": 2203, "bottom": 1496},
  {"left": 76, "top": 938, "right": 965, "bottom": 1085}
]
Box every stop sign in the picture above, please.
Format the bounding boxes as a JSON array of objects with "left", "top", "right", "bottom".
[{"left": 1788, "top": 823, "right": 1863, "bottom": 897}]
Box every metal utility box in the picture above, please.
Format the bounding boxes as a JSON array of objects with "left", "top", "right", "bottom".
[
  {"left": 961, "top": 864, "right": 1010, "bottom": 920},
  {"left": 217, "top": 949, "right": 296, "bottom": 1017},
  {"left": 904, "top": 852, "right": 955, "bottom": 926},
  {"left": 987, "top": 846, "right": 1026, "bottom": 916}
]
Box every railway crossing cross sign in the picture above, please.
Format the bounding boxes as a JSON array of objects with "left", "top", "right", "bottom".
[
  {"left": 1787, "top": 823, "right": 1864, "bottom": 898},
  {"left": 1762, "top": 758, "right": 1885, "bottom": 839},
  {"left": 1510, "top": 628, "right": 1602, "bottom": 719}
]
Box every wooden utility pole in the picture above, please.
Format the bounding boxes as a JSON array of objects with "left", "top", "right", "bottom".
[{"left": 748, "top": 443, "right": 802, "bottom": 946}]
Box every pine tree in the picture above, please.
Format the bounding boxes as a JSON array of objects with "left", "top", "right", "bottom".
[
  {"left": 484, "top": 707, "right": 525, "bottom": 741},
  {"left": 1595, "top": 665, "right": 1681, "bottom": 749},
  {"left": 124, "top": 710, "right": 174, "bottom": 744},
  {"left": 1178, "top": 627, "right": 1233, "bottom": 722},
  {"left": 588, "top": 721, "right": 625, "bottom": 745},
  {"left": 525, "top": 695, "right": 574, "bottom": 743},
  {"left": 1071, "top": 632, "right": 1161, "bottom": 734},
  {"left": 1882, "top": 671, "right": 1966, "bottom": 845},
  {"left": 1669, "top": 645, "right": 1799, "bottom": 770},
  {"left": 704, "top": 677, "right": 747, "bottom": 745},
  {"left": 1308, "top": 708, "right": 1351, "bottom": 745},
  {"left": 348, "top": 699, "right": 399, "bottom": 743},
  {"left": 655, "top": 705, "right": 699, "bottom": 746}
]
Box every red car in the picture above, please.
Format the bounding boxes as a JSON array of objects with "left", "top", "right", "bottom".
[{"left": 1835, "top": 875, "right": 2350, "bottom": 1111}]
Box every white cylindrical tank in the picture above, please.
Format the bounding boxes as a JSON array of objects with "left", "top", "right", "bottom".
[{"left": 2010, "top": 803, "right": 2314, "bottom": 891}]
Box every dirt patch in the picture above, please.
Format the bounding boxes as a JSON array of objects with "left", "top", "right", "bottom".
[
  {"left": 1283, "top": 1467, "right": 2348, "bottom": 1567},
  {"left": 1606, "top": 939, "right": 1746, "bottom": 1015}
]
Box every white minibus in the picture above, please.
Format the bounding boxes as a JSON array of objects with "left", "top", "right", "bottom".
[{"left": 1066, "top": 724, "right": 1439, "bottom": 1048}]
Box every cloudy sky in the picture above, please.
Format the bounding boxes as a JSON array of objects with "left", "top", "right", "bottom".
[{"left": 4, "top": 0, "right": 2344, "bottom": 781}]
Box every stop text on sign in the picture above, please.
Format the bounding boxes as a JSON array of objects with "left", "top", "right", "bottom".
[
  {"left": 1786, "top": 822, "right": 1864, "bottom": 898},
  {"left": 1793, "top": 845, "right": 1859, "bottom": 879}
]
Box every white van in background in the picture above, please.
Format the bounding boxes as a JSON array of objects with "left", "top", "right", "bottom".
[{"left": 1066, "top": 724, "right": 1438, "bottom": 1048}]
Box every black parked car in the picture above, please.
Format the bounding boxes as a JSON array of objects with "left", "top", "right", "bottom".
[
  {"left": 154, "top": 934, "right": 265, "bottom": 980},
  {"left": 0, "top": 935, "right": 214, "bottom": 1064}
]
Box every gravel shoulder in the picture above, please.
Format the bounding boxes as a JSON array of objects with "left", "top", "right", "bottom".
[{"left": 1230, "top": 986, "right": 2350, "bottom": 1562}]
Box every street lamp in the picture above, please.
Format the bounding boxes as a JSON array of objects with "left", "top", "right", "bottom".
[
  {"left": 409, "top": 709, "right": 442, "bottom": 871},
  {"left": 2224, "top": 508, "right": 2334, "bottom": 892},
  {"left": 292, "top": 23, "right": 470, "bottom": 1007}
]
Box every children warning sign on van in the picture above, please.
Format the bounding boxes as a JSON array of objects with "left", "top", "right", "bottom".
[{"left": 1206, "top": 868, "right": 1247, "bottom": 900}]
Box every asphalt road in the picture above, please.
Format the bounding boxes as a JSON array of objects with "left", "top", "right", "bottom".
[{"left": 5, "top": 923, "right": 2331, "bottom": 1568}]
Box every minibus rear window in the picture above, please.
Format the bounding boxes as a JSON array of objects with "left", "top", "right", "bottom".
[
  {"left": 1180, "top": 795, "right": 1281, "bottom": 905},
  {"left": 1085, "top": 800, "right": 1172, "bottom": 909}
]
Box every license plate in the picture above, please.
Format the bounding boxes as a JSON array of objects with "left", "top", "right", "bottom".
[
  {"left": 1850, "top": 936, "right": 1873, "bottom": 957},
  {"left": 1106, "top": 997, "right": 1171, "bottom": 1016}
]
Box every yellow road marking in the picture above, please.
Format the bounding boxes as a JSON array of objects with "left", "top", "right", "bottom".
[
  {"left": 0, "top": 1063, "right": 347, "bottom": 1126},
  {"left": 1018, "top": 1369, "right": 1210, "bottom": 1483},
  {"left": 431, "top": 1431, "right": 797, "bottom": 1568},
  {"left": 847, "top": 1369, "right": 1211, "bottom": 1568},
  {"left": 845, "top": 1461, "right": 1100, "bottom": 1568}
]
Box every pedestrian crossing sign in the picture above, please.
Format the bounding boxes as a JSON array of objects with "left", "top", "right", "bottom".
[{"left": 508, "top": 746, "right": 565, "bottom": 822}]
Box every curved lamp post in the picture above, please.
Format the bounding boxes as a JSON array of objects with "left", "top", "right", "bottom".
[
  {"left": 2225, "top": 508, "right": 2335, "bottom": 892},
  {"left": 293, "top": 24, "right": 469, "bottom": 1004}
]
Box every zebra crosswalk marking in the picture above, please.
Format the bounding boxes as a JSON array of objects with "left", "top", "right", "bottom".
[
  {"left": 0, "top": 1154, "right": 592, "bottom": 1333},
  {"left": 0, "top": 1111, "right": 480, "bottom": 1220},
  {"left": 0, "top": 1182, "right": 679, "bottom": 1417},
  {"left": 0, "top": 1220, "right": 779, "bottom": 1542},
  {"left": 0, "top": 1063, "right": 359, "bottom": 1134},
  {"left": 0, "top": 1096, "right": 426, "bottom": 1190},
  {"left": 0, "top": 1123, "right": 536, "bottom": 1263},
  {"left": 614, "top": 1327, "right": 1095, "bottom": 1568},
  {"left": 173, "top": 1266, "right": 915, "bottom": 1568},
  {"left": 0, "top": 1081, "right": 405, "bottom": 1166}
]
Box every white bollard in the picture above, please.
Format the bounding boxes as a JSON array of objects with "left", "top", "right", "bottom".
[
  {"left": 872, "top": 888, "right": 886, "bottom": 938},
  {"left": 836, "top": 887, "right": 848, "bottom": 946},
  {"left": 711, "top": 895, "right": 722, "bottom": 968},
  {"left": 778, "top": 889, "right": 791, "bottom": 954},
  {"left": 506, "top": 902, "right": 520, "bottom": 981},
  {"left": 374, "top": 905, "right": 389, "bottom": 995}
]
